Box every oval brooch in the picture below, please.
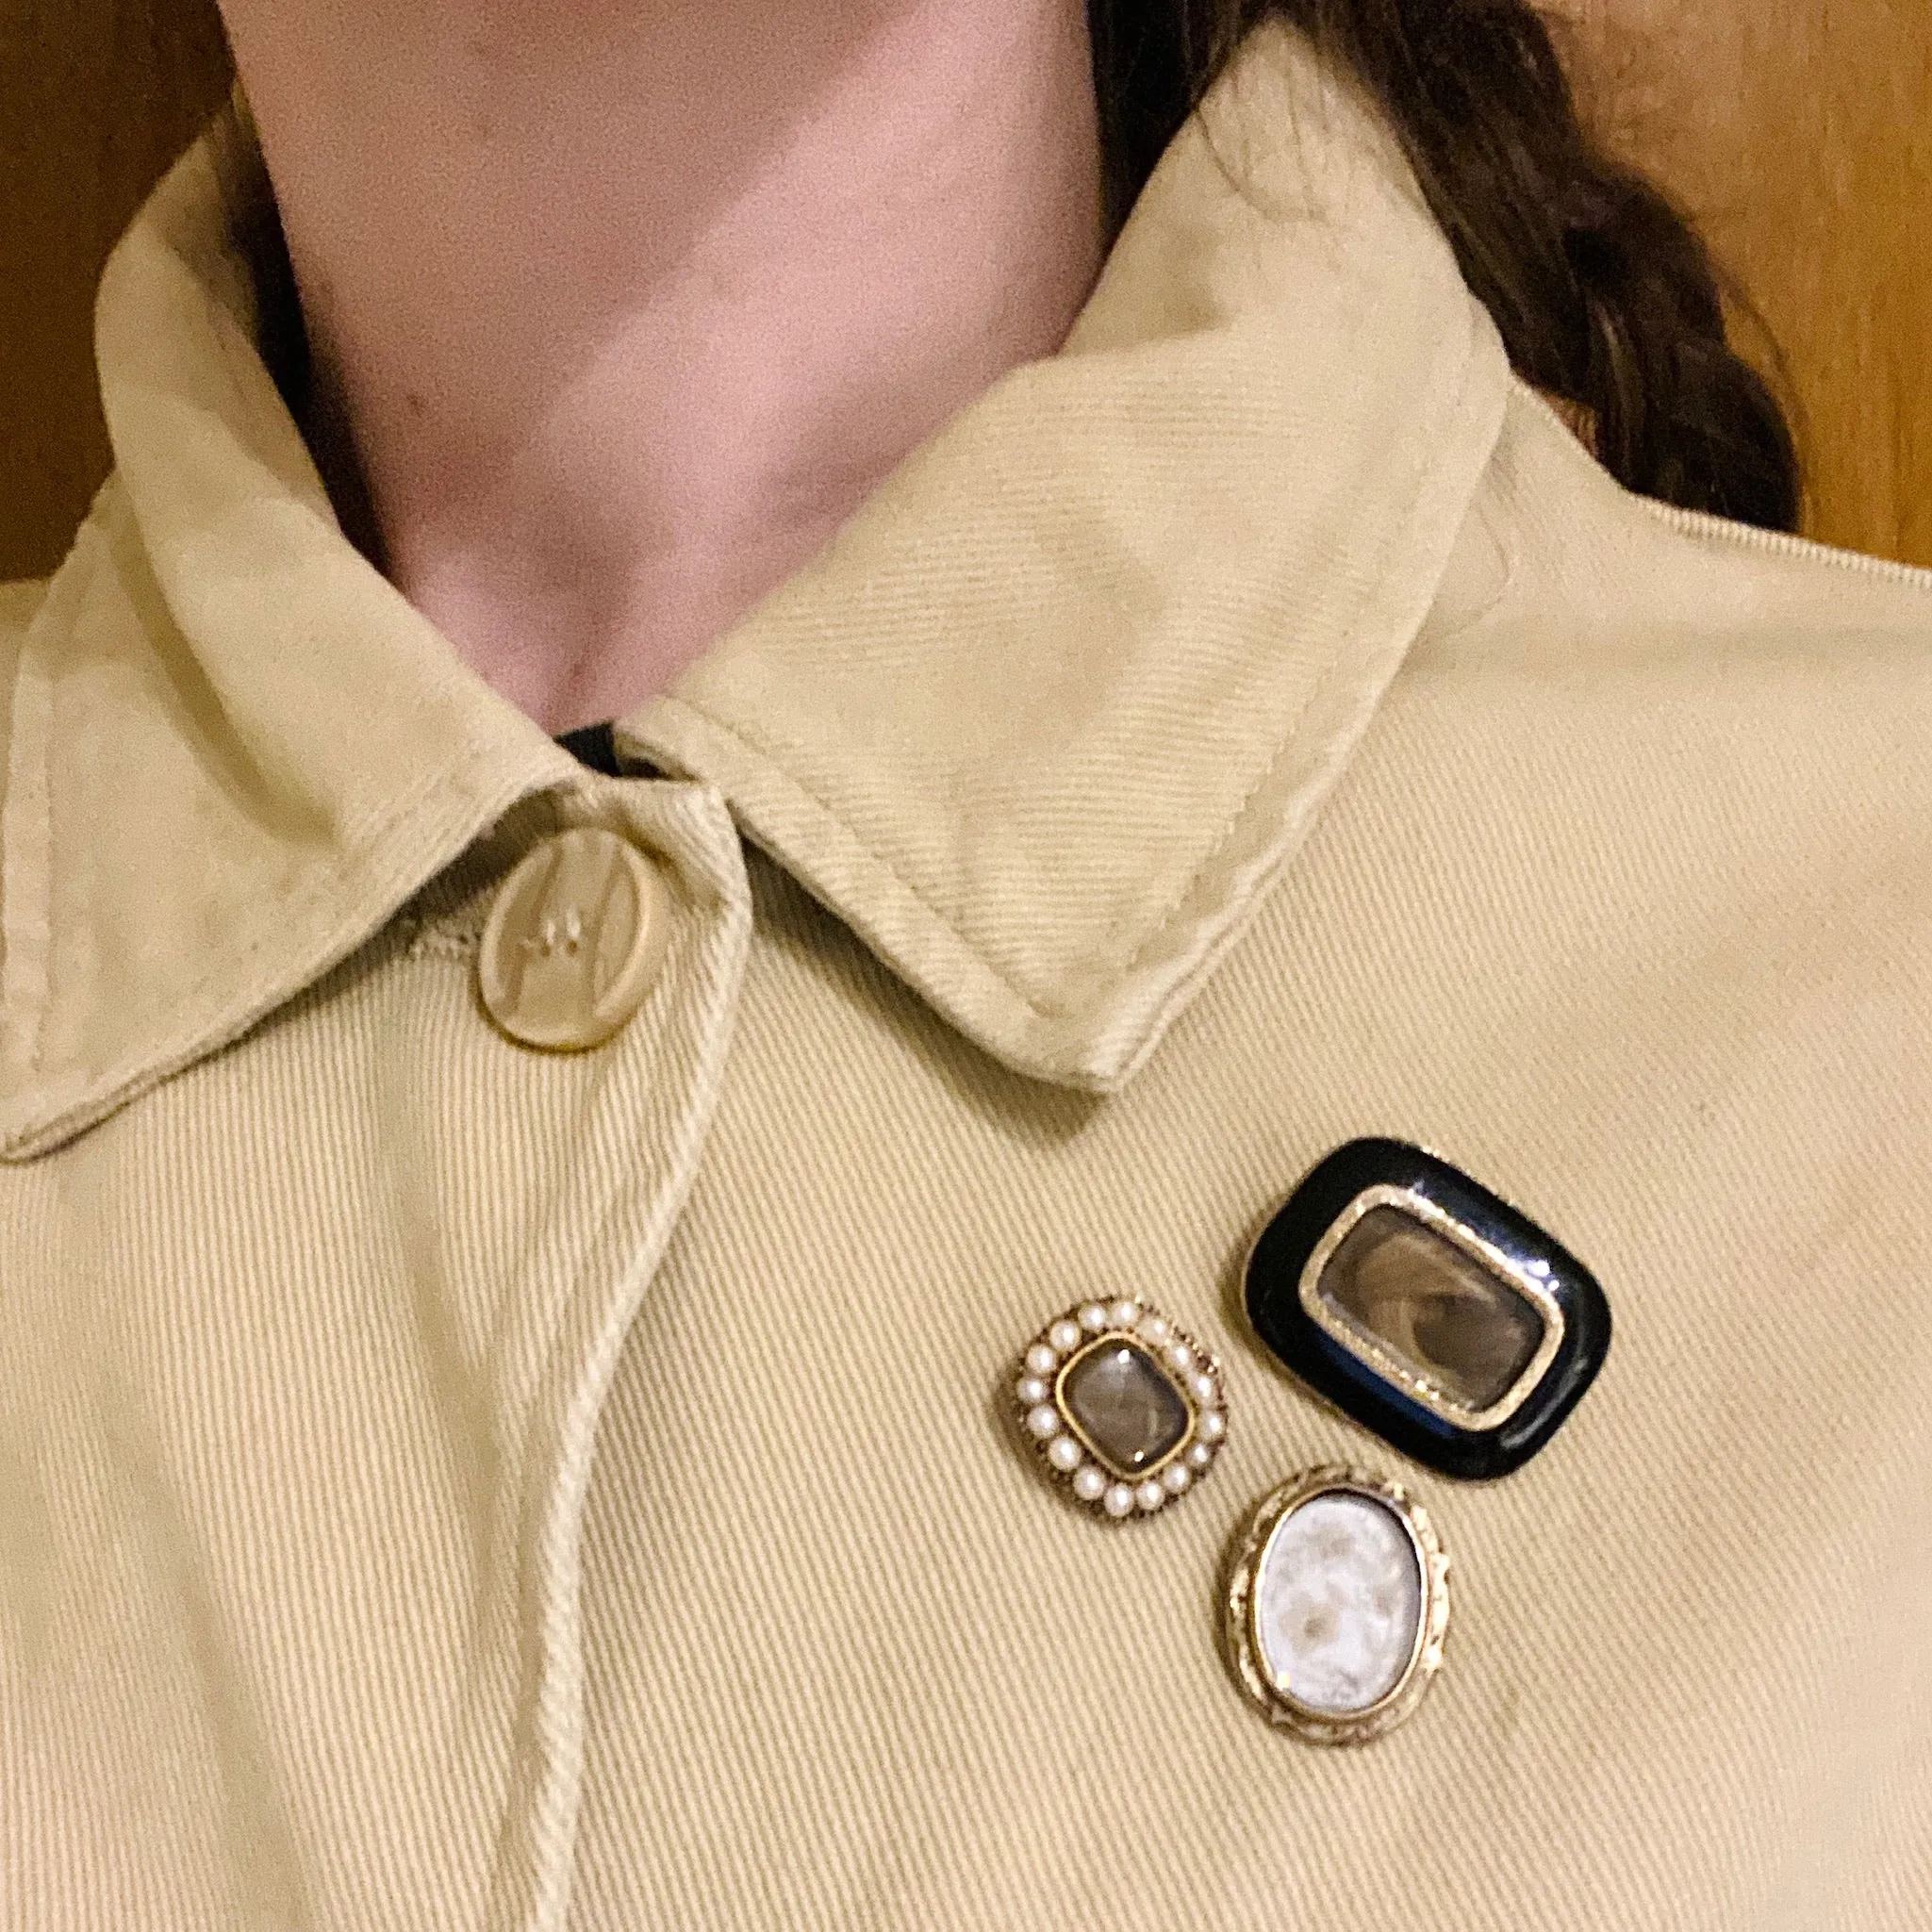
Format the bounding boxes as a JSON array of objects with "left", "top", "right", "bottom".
[
  {"left": 1225, "top": 1464, "right": 1450, "bottom": 1743},
  {"left": 1014, "top": 1298, "right": 1227, "bottom": 1520}
]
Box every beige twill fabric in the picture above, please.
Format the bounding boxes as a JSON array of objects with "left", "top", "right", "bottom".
[{"left": 5, "top": 20, "right": 1932, "bottom": 1930}]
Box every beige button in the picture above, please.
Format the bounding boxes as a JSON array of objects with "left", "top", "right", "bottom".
[{"left": 477, "top": 827, "right": 672, "bottom": 1050}]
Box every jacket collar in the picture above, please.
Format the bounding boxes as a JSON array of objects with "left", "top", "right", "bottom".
[{"left": 0, "top": 22, "right": 1509, "bottom": 1159}]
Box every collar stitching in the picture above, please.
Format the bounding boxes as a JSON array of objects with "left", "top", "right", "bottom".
[
  {"left": 3, "top": 728, "right": 569, "bottom": 1127},
  {"left": 657, "top": 305, "right": 1480, "bottom": 1034}
]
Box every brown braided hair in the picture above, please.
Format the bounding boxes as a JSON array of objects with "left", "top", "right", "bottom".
[{"left": 1090, "top": 1, "right": 1803, "bottom": 530}]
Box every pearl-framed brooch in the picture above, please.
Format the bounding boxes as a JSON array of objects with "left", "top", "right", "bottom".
[{"left": 1014, "top": 1297, "right": 1228, "bottom": 1520}]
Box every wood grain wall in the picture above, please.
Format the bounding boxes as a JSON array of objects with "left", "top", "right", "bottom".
[
  {"left": 1, "top": 1, "right": 235, "bottom": 581},
  {"left": 1, "top": 1, "right": 1928, "bottom": 581},
  {"left": 1554, "top": 0, "right": 1932, "bottom": 566}
]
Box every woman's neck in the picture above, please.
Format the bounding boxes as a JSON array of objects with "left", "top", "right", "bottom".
[{"left": 218, "top": 0, "right": 1106, "bottom": 735}]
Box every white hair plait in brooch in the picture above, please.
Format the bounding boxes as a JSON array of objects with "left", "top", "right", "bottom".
[
  {"left": 1224, "top": 1464, "right": 1451, "bottom": 1744},
  {"left": 1013, "top": 1297, "right": 1228, "bottom": 1520}
]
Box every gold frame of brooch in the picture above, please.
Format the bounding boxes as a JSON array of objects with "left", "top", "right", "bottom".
[
  {"left": 1224, "top": 1464, "right": 1451, "bottom": 1744},
  {"left": 1013, "top": 1297, "right": 1228, "bottom": 1520},
  {"left": 1296, "top": 1182, "right": 1567, "bottom": 1432}
]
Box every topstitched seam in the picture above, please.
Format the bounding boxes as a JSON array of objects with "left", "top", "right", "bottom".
[{"left": 663, "top": 298, "right": 1488, "bottom": 1034}]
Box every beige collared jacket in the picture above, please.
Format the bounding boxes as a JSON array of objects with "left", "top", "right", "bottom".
[{"left": 4, "top": 23, "right": 1929, "bottom": 1931}]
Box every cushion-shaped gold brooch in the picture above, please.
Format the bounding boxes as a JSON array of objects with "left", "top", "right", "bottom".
[{"left": 1014, "top": 1298, "right": 1227, "bottom": 1519}]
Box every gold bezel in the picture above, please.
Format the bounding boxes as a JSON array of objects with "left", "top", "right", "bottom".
[
  {"left": 1053, "top": 1333, "right": 1197, "bottom": 1481},
  {"left": 1012, "top": 1298, "right": 1227, "bottom": 1521},
  {"left": 1297, "top": 1184, "right": 1565, "bottom": 1432},
  {"left": 1224, "top": 1464, "right": 1451, "bottom": 1745}
]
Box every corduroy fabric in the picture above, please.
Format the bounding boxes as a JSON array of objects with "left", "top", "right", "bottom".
[{"left": 5, "top": 20, "right": 1932, "bottom": 1932}]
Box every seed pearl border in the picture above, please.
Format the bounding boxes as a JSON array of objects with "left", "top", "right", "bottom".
[{"left": 1013, "top": 1296, "right": 1228, "bottom": 1523}]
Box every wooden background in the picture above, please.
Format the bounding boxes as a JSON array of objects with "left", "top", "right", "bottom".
[{"left": 2, "top": 1, "right": 1928, "bottom": 582}]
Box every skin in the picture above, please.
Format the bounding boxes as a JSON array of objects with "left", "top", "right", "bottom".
[{"left": 213, "top": 1, "right": 1108, "bottom": 736}]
